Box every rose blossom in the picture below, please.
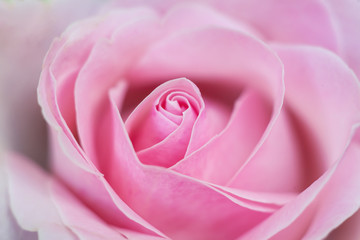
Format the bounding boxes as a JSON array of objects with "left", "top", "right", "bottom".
[{"left": 2, "top": 0, "right": 360, "bottom": 239}]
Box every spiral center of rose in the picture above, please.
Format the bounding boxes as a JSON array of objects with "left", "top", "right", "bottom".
[
  {"left": 125, "top": 79, "right": 202, "bottom": 167},
  {"left": 156, "top": 91, "right": 199, "bottom": 125}
]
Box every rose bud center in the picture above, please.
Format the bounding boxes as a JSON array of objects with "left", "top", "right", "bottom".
[{"left": 125, "top": 78, "right": 202, "bottom": 167}]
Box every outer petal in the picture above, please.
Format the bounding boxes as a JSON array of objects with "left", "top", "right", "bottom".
[
  {"left": 116, "top": 0, "right": 360, "bottom": 78},
  {"left": 38, "top": 10, "right": 166, "bottom": 236},
  {"left": 230, "top": 45, "right": 360, "bottom": 192},
  {"left": 274, "top": 45, "right": 360, "bottom": 168},
  {"left": 73, "top": 9, "right": 160, "bottom": 168},
  {"left": 4, "top": 152, "right": 78, "bottom": 239},
  {"left": 236, "top": 45, "right": 360, "bottom": 238},
  {"left": 0, "top": 154, "right": 37, "bottom": 240},
  {"left": 240, "top": 126, "right": 360, "bottom": 239},
  {"left": 46, "top": 89, "right": 166, "bottom": 237},
  {"left": 116, "top": 0, "right": 339, "bottom": 52},
  {"left": 3, "top": 152, "right": 159, "bottom": 240},
  {"left": 325, "top": 0, "right": 360, "bottom": 78},
  {"left": 327, "top": 209, "right": 360, "bottom": 240},
  {"left": 212, "top": 0, "right": 340, "bottom": 52}
]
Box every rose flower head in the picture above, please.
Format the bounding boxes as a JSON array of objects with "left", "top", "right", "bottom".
[{"left": 3, "top": 1, "right": 360, "bottom": 239}]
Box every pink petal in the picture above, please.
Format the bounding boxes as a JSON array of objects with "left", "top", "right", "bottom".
[
  {"left": 230, "top": 45, "right": 360, "bottom": 193},
  {"left": 300, "top": 130, "right": 360, "bottom": 239},
  {"left": 73, "top": 9, "right": 160, "bottom": 167},
  {"left": 213, "top": 0, "right": 339, "bottom": 52},
  {"left": 44, "top": 8, "right": 158, "bottom": 168},
  {"left": 325, "top": 0, "right": 360, "bottom": 78},
  {"left": 228, "top": 109, "right": 308, "bottom": 192},
  {"left": 212, "top": 186, "right": 297, "bottom": 207},
  {"left": 107, "top": 2, "right": 261, "bottom": 42},
  {"left": 274, "top": 45, "right": 360, "bottom": 170},
  {"left": 38, "top": 11, "right": 167, "bottom": 236},
  {"left": 5, "top": 153, "right": 65, "bottom": 230},
  {"left": 49, "top": 124, "right": 165, "bottom": 237},
  {"left": 240, "top": 126, "right": 360, "bottom": 239},
  {"left": 115, "top": 0, "right": 339, "bottom": 52},
  {"left": 49, "top": 176, "right": 157, "bottom": 240},
  {"left": 327, "top": 209, "right": 360, "bottom": 240},
  {"left": 38, "top": 225, "right": 77, "bottom": 240},
  {"left": 4, "top": 152, "right": 79, "bottom": 239},
  {"left": 4, "top": 152, "right": 158, "bottom": 239},
  {"left": 184, "top": 96, "right": 231, "bottom": 156},
  {"left": 172, "top": 90, "right": 271, "bottom": 185},
  {"left": 160, "top": 2, "right": 262, "bottom": 39},
  {"left": 0, "top": 157, "right": 37, "bottom": 240},
  {"left": 41, "top": 59, "right": 164, "bottom": 237}
]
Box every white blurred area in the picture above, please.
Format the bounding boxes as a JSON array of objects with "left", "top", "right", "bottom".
[{"left": 0, "top": 0, "right": 107, "bottom": 167}]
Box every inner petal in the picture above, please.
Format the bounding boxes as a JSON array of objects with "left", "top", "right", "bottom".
[
  {"left": 157, "top": 91, "right": 198, "bottom": 125},
  {"left": 125, "top": 78, "right": 202, "bottom": 167}
]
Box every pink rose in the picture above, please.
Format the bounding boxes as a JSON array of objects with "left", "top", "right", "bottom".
[{"left": 3, "top": 0, "right": 360, "bottom": 239}]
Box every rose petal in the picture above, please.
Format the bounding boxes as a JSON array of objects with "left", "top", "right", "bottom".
[
  {"left": 43, "top": 8, "right": 159, "bottom": 169},
  {"left": 161, "top": 2, "right": 262, "bottom": 39},
  {"left": 211, "top": 186, "right": 297, "bottom": 207},
  {"left": 325, "top": 0, "right": 360, "bottom": 78},
  {"left": 172, "top": 90, "right": 271, "bottom": 185},
  {"left": 228, "top": 109, "right": 308, "bottom": 192},
  {"left": 51, "top": 9, "right": 154, "bottom": 134},
  {"left": 116, "top": 0, "right": 339, "bottom": 52},
  {"left": 49, "top": 105, "right": 165, "bottom": 237},
  {"left": 229, "top": 45, "right": 360, "bottom": 193},
  {"left": 40, "top": 10, "right": 131, "bottom": 157},
  {"left": 327, "top": 209, "right": 360, "bottom": 240},
  {"left": 38, "top": 10, "right": 168, "bottom": 236},
  {"left": 239, "top": 125, "right": 360, "bottom": 239},
  {"left": 41, "top": 62, "right": 165, "bottom": 236},
  {"left": 215, "top": 0, "right": 340, "bottom": 52},
  {"left": 275, "top": 45, "right": 360, "bottom": 168},
  {"left": 184, "top": 96, "right": 231, "bottom": 155},
  {"left": 4, "top": 152, "right": 79, "bottom": 239},
  {"left": 4, "top": 152, "right": 160, "bottom": 239},
  {"left": 50, "top": 176, "right": 160, "bottom": 240},
  {"left": 5, "top": 153, "right": 64, "bottom": 230},
  {"left": 0, "top": 156, "right": 37, "bottom": 240},
  {"left": 300, "top": 132, "right": 360, "bottom": 239},
  {"left": 73, "top": 9, "right": 160, "bottom": 168}
]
